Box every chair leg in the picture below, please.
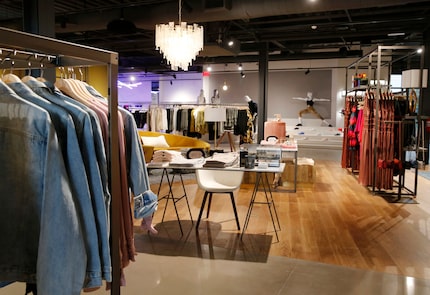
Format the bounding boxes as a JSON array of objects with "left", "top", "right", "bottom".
[
  {"left": 206, "top": 192, "right": 213, "bottom": 218},
  {"left": 229, "top": 192, "right": 240, "bottom": 230},
  {"left": 196, "top": 191, "right": 209, "bottom": 229}
]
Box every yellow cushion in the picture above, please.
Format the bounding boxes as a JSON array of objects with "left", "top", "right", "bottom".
[{"left": 140, "top": 135, "right": 169, "bottom": 148}]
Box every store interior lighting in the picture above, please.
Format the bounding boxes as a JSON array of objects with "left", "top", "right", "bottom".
[{"left": 155, "top": 0, "right": 204, "bottom": 71}]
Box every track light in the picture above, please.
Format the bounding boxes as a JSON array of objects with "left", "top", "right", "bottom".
[
  {"left": 238, "top": 63, "right": 243, "bottom": 71},
  {"left": 305, "top": 69, "right": 310, "bottom": 75},
  {"left": 240, "top": 71, "right": 246, "bottom": 78}
]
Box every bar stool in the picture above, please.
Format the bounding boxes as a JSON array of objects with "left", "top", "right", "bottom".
[{"left": 195, "top": 169, "right": 244, "bottom": 230}]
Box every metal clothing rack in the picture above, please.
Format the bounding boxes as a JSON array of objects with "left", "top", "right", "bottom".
[
  {"left": 345, "top": 45, "right": 425, "bottom": 202},
  {"left": 0, "top": 27, "right": 122, "bottom": 294}
]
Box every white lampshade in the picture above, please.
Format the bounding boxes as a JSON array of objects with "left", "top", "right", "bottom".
[{"left": 204, "top": 107, "right": 226, "bottom": 122}]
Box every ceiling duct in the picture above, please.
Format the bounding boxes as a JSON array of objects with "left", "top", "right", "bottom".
[
  {"left": 106, "top": 8, "right": 136, "bottom": 34},
  {"left": 203, "top": 0, "right": 232, "bottom": 11},
  {"left": 107, "top": 18, "right": 136, "bottom": 34}
]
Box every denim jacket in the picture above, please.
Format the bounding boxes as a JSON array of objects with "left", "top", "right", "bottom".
[
  {"left": 7, "top": 81, "right": 103, "bottom": 289},
  {"left": 25, "top": 79, "right": 112, "bottom": 282},
  {"left": 0, "top": 81, "right": 86, "bottom": 294}
]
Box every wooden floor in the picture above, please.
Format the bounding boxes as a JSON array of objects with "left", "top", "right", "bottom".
[{"left": 136, "top": 160, "right": 430, "bottom": 281}]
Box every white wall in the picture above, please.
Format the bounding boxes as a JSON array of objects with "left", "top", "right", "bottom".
[
  {"left": 118, "top": 58, "right": 368, "bottom": 128},
  {"left": 158, "top": 73, "right": 203, "bottom": 104}
]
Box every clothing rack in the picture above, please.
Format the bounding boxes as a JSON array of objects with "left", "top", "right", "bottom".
[
  {"left": 344, "top": 45, "right": 425, "bottom": 202},
  {"left": 0, "top": 27, "right": 122, "bottom": 294},
  {"left": 149, "top": 102, "right": 249, "bottom": 109}
]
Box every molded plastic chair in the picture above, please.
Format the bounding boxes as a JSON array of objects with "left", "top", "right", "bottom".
[{"left": 195, "top": 169, "right": 244, "bottom": 230}]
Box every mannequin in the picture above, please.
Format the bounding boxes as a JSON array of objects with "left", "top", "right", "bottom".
[
  {"left": 197, "top": 89, "right": 205, "bottom": 104},
  {"left": 244, "top": 95, "right": 258, "bottom": 120},
  {"left": 293, "top": 92, "right": 332, "bottom": 127},
  {"left": 211, "top": 89, "right": 220, "bottom": 104},
  {"left": 244, "top": 95, "right": 258, "bottom": 142}
]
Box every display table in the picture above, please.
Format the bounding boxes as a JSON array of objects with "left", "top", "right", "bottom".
[
  {"left": 147, "top": 163, "right": 194, "bottom": 235},
  {"left": 242, "top": 143, "right": 298, "bottom": 192},
  {"left": 240, "top": 163, "right": 285, "bottom": 242},
  {"left": 147, "top": 160, "right": 285, "bottom": 241}
]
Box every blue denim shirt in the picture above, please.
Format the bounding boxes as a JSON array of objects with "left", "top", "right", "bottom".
[
  {"left": 120, "top": 106, "right": 151, "bottom": 193},
  {"left": 25, "top": 79, "right": 112, "bottom": 282},
  {"left": 7, "top": 81, "right": 103, "bottom": 289},
  {"left": 0, "top": 80, "right": 86, "bottom": 294},
  {"left": 44, "top": 82, "right": 110, "bottom": 216}
]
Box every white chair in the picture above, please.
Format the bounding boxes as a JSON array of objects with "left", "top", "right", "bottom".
[{"left": 195, "top": 169, "right": 244, "bottom": 230}]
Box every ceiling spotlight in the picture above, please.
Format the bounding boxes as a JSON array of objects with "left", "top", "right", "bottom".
[
  {"left": 240, "top": 71, "right": 246, "bottom": 78},
  {"left": 311, "top": 25, "right": 317, "bottom": 30},
  {"left": 170, "top": 80, "right": 173, "bottom": 85},
  {"left": 417, "top": 48, "right": 423, "bottom": 54},
  {"left": 238, "top": 63, "right": 243, "bottom": 71},
  {"left": 305, "top": 69, "right": 310, "bottom": 75},
  {"left": 207, "top": 65, "right": 212, "bottom": 72},
  {"left": 172, "top": 74, "right": 177, "bottom": 79},
  {"left": 228, "top": 40, "right": 234, "bottom": 47}
]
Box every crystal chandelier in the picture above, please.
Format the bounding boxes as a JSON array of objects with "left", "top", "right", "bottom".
[{"left": 155, "top": 0, "right": 204, "bottom": 71}]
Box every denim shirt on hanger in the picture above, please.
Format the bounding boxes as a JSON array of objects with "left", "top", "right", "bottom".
[
  {"left": 0, "top": 80, "right": 86, "bottom": 295},
  {"left": 7, "top": 81, "right": 103, "bottom": 289},
  {"left": 24, "top": 79, "right": 112, "bottom": 283}
]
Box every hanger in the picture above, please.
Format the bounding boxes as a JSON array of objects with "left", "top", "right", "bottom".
[
  {"left": 55, "top": 67, "right": 87, "bottom": 104},
  {"left": 2, "top": 73, "right": 21, "bottom": 83},
  {"left": 65, "top": 67, "right": 99, "bottom": 101},
  {"left": 55, "top": 68, "right": 83, "bottom": 100},
  {"left": 1, "top": 56, "right": 21, "bottom": 83}
]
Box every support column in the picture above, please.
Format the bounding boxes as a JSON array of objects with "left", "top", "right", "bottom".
[
  {"left": 22, "top": 0, "right": 56, "bottom": 81},
  {"left": 422, "top": 29, "right": 430, "bottom": 164},
  {"left": 257, "top": 42, "right": 269, "bottom": 143}
]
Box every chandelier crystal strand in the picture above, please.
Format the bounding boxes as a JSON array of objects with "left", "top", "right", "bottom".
[{"left": 155, "top": 0, "right": 204, "bottom": 71}]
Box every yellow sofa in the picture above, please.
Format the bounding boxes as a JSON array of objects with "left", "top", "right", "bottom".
[{"left": 138, "top": 130, "right": 211, "bottom": 163}]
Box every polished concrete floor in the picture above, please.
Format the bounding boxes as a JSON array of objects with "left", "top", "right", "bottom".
[
  {"left": 3, "top": 248, "right": 430, "bottom": 295},
  {"left": 2, "top": 151, "right": 430, "bottom": 294}
]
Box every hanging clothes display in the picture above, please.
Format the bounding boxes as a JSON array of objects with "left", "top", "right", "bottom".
[
  {"left": 55, "top": 76, "right": 150, "bottom": 270},
  {"left": 145, "top": 104, "right": 252, "bottom": 141},
  {"left": 351, "top": 90, "right": 399, "bottom": 190},
  {"left": 341, "top": 95, "right": 364, "bottom": 171},
  {"left": 0, "top": 71, "right": 150, "bottom": 294},
  {"left": 5, "top": 76, "right": 109, "bottom": 289},
  {"left": 0, "top": 78, "right": 88, "bottom": 294}
]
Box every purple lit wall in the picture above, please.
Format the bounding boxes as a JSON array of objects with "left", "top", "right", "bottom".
[{"left": 118, "top": 79, "right": 152, "bottom": 107}]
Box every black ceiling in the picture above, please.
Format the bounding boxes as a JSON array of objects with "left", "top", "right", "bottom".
[{"left": 1, "top": 0, "right": 430, "bottom": 73}]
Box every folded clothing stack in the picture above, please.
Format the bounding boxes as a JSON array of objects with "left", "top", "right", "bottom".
[
  {"left": 151, "top": 150, "right": 183, "bottom": 163},
  {"left": 203, "top": 152, "right": 239, "bottom": 168}
]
